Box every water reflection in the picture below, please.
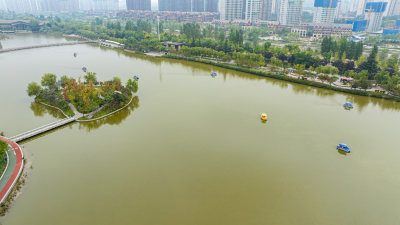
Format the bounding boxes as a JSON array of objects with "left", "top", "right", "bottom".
[
  {"left": 77, "top": 96, "right": 140, "bottom": 132},
  {"left": 346, "top": 95, "right": 400, "bottom": 112},
  {"left": 337, "top": 150, "right": 349, "bottom": 156},
  {"left": 30, "top": 97, "right": 140, "bottom": 132},
  {"left": 266, "top": 78, "right": 289, "bottom": 89},
  {"left": 30, "top": 102, "right": 66, "bottom": 119}
]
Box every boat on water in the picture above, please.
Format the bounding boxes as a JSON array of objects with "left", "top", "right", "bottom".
[
  {"left": 343, "top": 102, "right": 353, "bottom": 109},
  {"left": 260, "top": 113, "right": 268, "bottom": 121},
  {"left": 73, "top": 52, "right": 77, "bottom": 57},
  {"left": 210, "top": 72, "right": 217, "bottom": 76},
  {"left": 82, "top": 66, "right": 87, "bottom": 72},
  {"left": 337, "top": 143, "right": 350, "bottom": 153},
  {"left": 133, "top": 75, "right": 139, "bottom": 80}
]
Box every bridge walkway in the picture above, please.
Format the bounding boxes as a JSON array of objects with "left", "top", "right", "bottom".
[{"left": 10, "top": 117, "right": 77, "bottom": 143}]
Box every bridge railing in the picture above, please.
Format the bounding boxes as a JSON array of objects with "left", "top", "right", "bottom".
[
  {"left": 0, "top": 41, "right": 97, "bottom": 53},
  {"left": 10, "top": 118, "right": 71, "bottom": 139},
  {"left": 10, "top": 117, "right": 76, "bottom": 142}
]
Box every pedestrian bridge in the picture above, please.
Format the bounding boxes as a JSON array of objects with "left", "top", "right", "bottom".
[
  {"left": 10, "top": 117, "right": 77, "bottom": 143},
  {"left": 0, "top": 41, "right": 97, "bottom": 54}
]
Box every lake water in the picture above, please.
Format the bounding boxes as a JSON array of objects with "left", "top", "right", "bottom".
[{"left": 1, "top": 33, "right": 400, "bottom": 225}]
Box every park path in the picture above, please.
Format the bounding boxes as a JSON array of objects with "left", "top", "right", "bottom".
[{"left": 0, "top": 137, "right": 24, "bottom": 203}]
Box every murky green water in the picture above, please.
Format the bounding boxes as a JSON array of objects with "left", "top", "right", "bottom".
[{"left": 1, "top": 34, "right": 400, "bottom": 225}]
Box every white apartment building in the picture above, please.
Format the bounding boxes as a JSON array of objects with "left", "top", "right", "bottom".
[
  {"left": 245, "top": 0, "right": 261, "bottom": 22},
  {"left": 278, "top": 0, "right": 302, "bottom": 25},
  {"left": 313, "top": 6, "right": 336, "bottom": 24},
  {"left": 219, "top": 0, "right": 244, "bottom": 20}
]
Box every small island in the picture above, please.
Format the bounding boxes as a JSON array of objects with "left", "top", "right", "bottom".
[{"left": 27, "top": 72, "right": 138, "bottom": 120}]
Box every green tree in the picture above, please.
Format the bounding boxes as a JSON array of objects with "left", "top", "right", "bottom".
[
  {"left": 60, "top": 75, "right": 69, "bottom": 88},
  {"left": 30, "top": 19, "right": 40, "bottom": 32},
  {"left": 137, "top": 20, "right": 152, "bottom": 33},
  {"left": 95, "top": 17, "right": 103, "bottom": 26},
  {"left": 84, "top": 72, "right": 97, "bottom": 84},
  {"left": 354, "top": 71, "right": 372, "bottom": 90},
  {"left": 229, "top": 28, "right": 244, "bottom": 45},
  {"left": 263, "top": 42, "right": 271, "bottom": 52},
  {"left": 113, "top": 77, "right": 122, "bottom": 86},
  {"left": 321, "top": 36, "right": 332, "bottom": 54},
  {"left": 125, "top": 20, "right": 135, "bottom": 31},
  {"left": 126, "top": 79, "right": 138, "bottom": 93},
  {"left": 354, "top": 42, "right": 363, "bottom": 60},
  {"left": 41, "top": 73, "right": 57, "bottom": 89},
  {"left": 27, "top": 82, "right": 42, "bottom": 97},
  {"left": 385, "top": 75, "right": 400, "bottom": 92},
  {"left": 183, "top": 23, "right": 201, "bottom": 44},
  {"left": 327, "top": 76, "right": 339, "bottom": 86},
  {"left": 115, "top": 21, "right": 121, "bottom": 31},
  {"left": 375, "top": 70, "right": 390, "bottom": 85},
  {"left": 358, "top": 44, "right": 379, "bottom": 78}
]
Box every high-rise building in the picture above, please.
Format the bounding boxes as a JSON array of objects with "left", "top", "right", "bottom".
[
  {"left": 219, "top": 0, "right": 244, "bottom": 20},
  {"left": 158, "top": 0, "right": 218, "bottom": 12},
  {"left": 158, "top": 0, "right": 191, "bottom": 11},
  {"left": 92, "top": 0, "right": 119, "bottom": 11},
  {"left": 41, "top": 0, "right": 79, "bottom": 11},
  {"left": 365, "top": 2, "right": 387, "bottom": 32},
  {"left": 126, "top": 0, "right": 151, "bottom": 10},
  {"left": 205, "top": 0, "right": 219, "bottom": 12},
  {"left": 1, "top": 0, "right": 42, "bottom": 12},
  {"left": 356, "top": 0, "right": 366, "bottom": 16},
  {"left": 190, "top": 0, "right": 219, "bottom": 12},
  {"left": 387, "top": 0, "right": 400, "bottom": 16},
  {"left": 313, "top": 0, "right": 338, "bottom": 24},
  {"left": 79, "top": 0, "right": 94, "bottom": 11},
  {"left": 245, "top": 0, "right": 261, "bottom": 22},
  {"left": 192, "top": 0, "right": 203, "bottom": 11},
  {"left": 260, "top": 0, "right": 273, "bottom": 20},
  {"left": 278, "top": 0, "right": 302, "bottom": 25}
]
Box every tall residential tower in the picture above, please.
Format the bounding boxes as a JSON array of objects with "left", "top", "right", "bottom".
[
  {"left": 245, "top": 0, "right": 261, "bottom": 22},
  {"left": 126, "top": 0, "right": 151, "bottom": 10},
  {"left": 313, "top": 0, "right": 338, "bottom": 24},
  {"left": 158, "top": 0, "right": 190, "bottom": 11},
  {"left": 260, "top": 0, "right": 273, "bottom": 20},
  {"left": 219, "top": 0, "right": 244, "bottom": 20},
  {"left": 365, "top": 1, "right": 387, "bottom": 32},
  {"left": 278, "top": 0, "right": 303, "bottom": 25}
]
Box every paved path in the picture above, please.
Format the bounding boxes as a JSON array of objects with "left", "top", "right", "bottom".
[
  {"left": 68, "top": 103, "right": 83, "bottom": 118},
  {"left": 0, "top": 137, "right": 24, "bottom": 203}
]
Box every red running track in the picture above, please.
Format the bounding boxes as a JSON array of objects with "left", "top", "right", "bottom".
[{"left": 0, "top": 136, "right": 24, "bottom": 203}]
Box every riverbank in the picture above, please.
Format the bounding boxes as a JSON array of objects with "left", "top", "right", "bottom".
[{"left": 161, "top": 55, "right": 400, "bottom": 102}]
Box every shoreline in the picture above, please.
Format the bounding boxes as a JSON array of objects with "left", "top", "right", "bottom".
[{"left": 160, "top": 55, "right": 400, "bottom": 103}]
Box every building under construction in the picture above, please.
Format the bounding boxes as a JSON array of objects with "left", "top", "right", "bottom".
[
  {"left": 365, "top": 1, "right": 387, "bottom": 32},
  {"left": 313, "top": 0, "right": 339, "bottom": 24}
]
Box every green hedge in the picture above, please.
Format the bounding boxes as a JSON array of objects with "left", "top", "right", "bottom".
[{"left": 163, "top": 55, "right": 400, "bottom": 102}]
